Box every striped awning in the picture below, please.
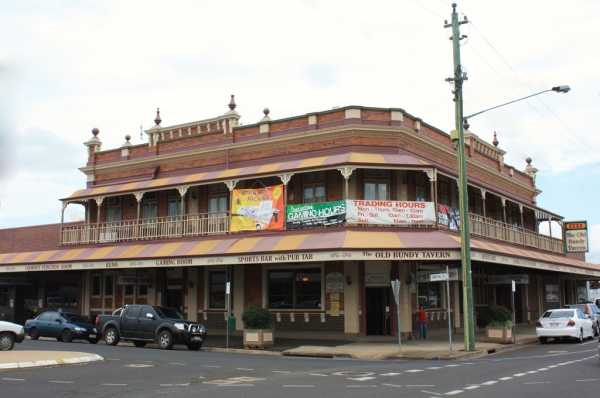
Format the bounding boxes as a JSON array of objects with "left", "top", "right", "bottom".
[{"left": 63, "top": 152, "right": 432, "bottom": 201}]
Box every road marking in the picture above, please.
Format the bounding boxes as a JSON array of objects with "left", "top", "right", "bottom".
[
  {"left": 464, "top": 386, "right": 480, "bottom": 390},
  {"left": 139, "top": 360, "right": 153, "bottom": 362},
  {"left": 236, "top": 368, "right": 254, "bottom": 371},
  {"left": 547, "top": 351, "right": 568, "bottom": 354},
  {"left": 284, "top": 385, "right": 314, "bottom": 387},
  {"left": 106, "top": 358, "right": 121, "bottom": 361},
  {"left": 160, "top": 383, "right": 190, "bottom": 386},
  {"left": 310, "top": 374, "right": 328, "bottom": 377},
  {"left": 382, "top": 383, "right": 401, "bottom": 387},
  {"left": 537, "top": 368, "right": 549, "bottom": 371},
  {"left": 499, "top": 377, "right": 513, "bottom": 381},
  {"left": 380, "top": 372, "right": 401, "bottom": 376},
  {"left": 348, "top": 376, "right": 376, "bottom": 381},
  {"left": 421, "top": 391, "right": 442, "bottom": 396},
  {"left": 445, "top": 390, "right": 463, "bottom": 395},
  {"left": 101, "top": 383, "right": 127, "bottom": 386},
  {"left": 426, "top": 367, "right": 443, "bottom": 369},
  {"left": 526, "top": 371, "right": 538, "bottom": 374},
  {"left": 2, "top": 378, "right": 25, "bottom": 381},
  {"left": 203, "top": 380, "right": 239, "bottom": 385},
  {"left": 229, "top": 377, "right": 265, "bottom": 382},
  {"left": 407, "top": 384, "right": 435, "bottom": 387},
  {"left": 170, "top": 363, "right": 186, "bottom": 365},
  {"left": 481, "top": 381, "right": 497, "bottom": 385},
  {"left": 333, "top": 371, "right": 374, "bottom": 376},
  {"left": 444, "top": 364, "right": 460, "bottom": 367},
  {"left": 219, "top": 384, "right": 254, "bottom": 387},
  {"left": 463, "top": 363, "right": 474, "bottom": 365},
  {"left": 576, "top": 379, "right": 599, "bottom": 382},
  {"left": 203, "top": 365, "right": 220, "bottom": 368},
  {"left": 524, "top": 382, "right": 550, "bottom": 384},
  {"left": 347, "top": 385, "right": 377, "bottom": 388},
  {"left": 50, "top": 381, "right": 74, "bottom": 384},
  {"left": 405, "top": 369, "right": 424, "bottom": 373},
  {"left": 125, "top": 364, "right": 153, "bottom": 368},
  {"left": 513, "top": 373, "right": 527, "bottom": 377},
  {"left": 273, "top": 371, "right": 291, "bottom": 373}
]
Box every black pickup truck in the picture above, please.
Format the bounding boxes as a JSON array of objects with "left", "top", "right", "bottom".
[{"left": 95, "top": 305, "right": 207, "bottom": 350}]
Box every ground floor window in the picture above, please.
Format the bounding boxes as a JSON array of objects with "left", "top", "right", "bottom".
[
  {"left": 45, "top": 283, "right": 77, "bottom": 307},
  {"left": 0, "top": 286, "right": 8, "bottom": 306},
  {"left": 209, "top": 271, "right": 226, "bottom": 309},
  {"left": 268, "top": 267, "right": 321, "bottom": 309},
  {"left": 418, "top": 282, "right": 441, "bottom": 309}
]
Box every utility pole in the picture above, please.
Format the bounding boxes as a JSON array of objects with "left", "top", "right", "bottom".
[{"left": 444, "top": 3, "right": 475, "bottom": 351}]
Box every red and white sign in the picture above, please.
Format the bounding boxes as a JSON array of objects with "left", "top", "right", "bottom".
[
  {"left": 483, "top": 275, "right": 529, "bottom": 284},
  {"left": 346, "top": 200, "right": 436, "bottom": 225},
  {"left": 417, "top": 268, "right": 461, "bottom": 282}
]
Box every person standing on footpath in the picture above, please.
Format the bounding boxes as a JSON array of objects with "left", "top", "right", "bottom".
[{"left": 414, "top": 306, "right": 428, "bottom": 339}]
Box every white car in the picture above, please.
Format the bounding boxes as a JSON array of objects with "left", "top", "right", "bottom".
[
  {"left": 0, "top": 320, "right": 25, "bottom": 350},
  {"left": 536, "top": 308, "right": 594, "bottom": 344}
]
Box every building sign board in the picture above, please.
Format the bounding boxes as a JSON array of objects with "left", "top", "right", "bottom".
[
  {"left": 564, "top": 221, "right": 589, "bottom": 253},
  {"left": 325, "top": 272, "right": 344, "bottom": 293},
  {"left": 417, "top": 268, "right": 461, "bottom": 282},
  {"left": 286, "top": 201, "right": 346, "bottom": 229},
  {"left": 230, "top": 185, "right": 284, "bottom": 232},
  {"left": 365, "top": 273, "right": 390, "bottom": 285},
  {"left": 117, "top": 276, "right": 153, "bottom": 286},
  {"left": 483, "top": 275, "right": 529, "bottom": 284},
  {"left": 0, "top": 277, "right": 31, "bottom": 285},
  {"left": 346, "top": 200, "right": 436, "bottom": 225}
]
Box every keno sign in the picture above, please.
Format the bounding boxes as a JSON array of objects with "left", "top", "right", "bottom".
[{"left": 326, "top": 272, "right": 344, "bottom": 293}]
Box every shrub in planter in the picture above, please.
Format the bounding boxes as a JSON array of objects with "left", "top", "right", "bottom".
[
  {"left": 485, "top": 303, "right": 513, "bottom": 343},
  {"left": 241, "top": 305, "right": 273, "bottom": 330},
  {"left": 487, "top": 303, "right": 513, "bottom": 327}
]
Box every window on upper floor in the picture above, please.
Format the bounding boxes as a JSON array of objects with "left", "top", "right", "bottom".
[
  {"left": 415, "top": 173, "right": 427, "bottom": 202},
  {"left": 364, "top": 169, "right": 390, "bottom": 200},
  {"left": 142, "top": 192, "right": 157, "bottom": 220},
  {"left": 439, "top": 182, "right": 450, "bottom": 206},
  {"left": 473, "top": 195, "right": 484, "bottom": 217},
  {"left": 303, "top": 171, "right": 326, "bottom": 204},
  {"left": 168, "top": 189, "right": 182, "bottom": 219},
  {"left": 106, "top": 197, "right": 122, "bottom": 224},
  {"left": 208, "top": 184, "right": 228, "bottom": 218}
]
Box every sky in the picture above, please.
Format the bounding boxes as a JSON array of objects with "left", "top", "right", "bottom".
[{"left": 0, "top": 0, "right": 598, "bottom": 263}]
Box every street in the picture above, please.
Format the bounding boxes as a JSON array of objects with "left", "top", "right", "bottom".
[{"left": 1, "top": 339, "right": 598, "bottom": 397}]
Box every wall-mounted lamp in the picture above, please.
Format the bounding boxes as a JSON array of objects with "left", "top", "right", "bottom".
[
  {"left": 406, "top": 274, "right": 413, "bottom": 285},
  {"left": 188, "top": 280, "right": 194, "bottom": 289},
  {"left": 346, "top": 275, "right": 352, "bottom": 286},
  {"left": 191, "top": 191, "right": 197, "bottom": 200}
]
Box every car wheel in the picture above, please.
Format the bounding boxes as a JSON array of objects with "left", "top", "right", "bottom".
[
  {"left": 88, "top": 338, "right": 99, "bottom": 344},
  {"left": 539, "top": 337, "right": 547, "bottom": 344},
  {"left": 134, "top": 341, "right": 147, "bottom": 348},
  {"left": 29, "top": 327, "right": 39, "bottom": 340},
  {"left": 104, "top": 327, "right": 120, "bottom": 346},
  {"left": 187, "top": 343, "right": 202, "bottom": 351},
  {"left": 158, "top": 330, "right": 174, "bottom": 350},
  {"left": 578, "top": 329, "right": 584, "bottom": 343},
  {"left": 596, "top": 323, "right": 600, "bottom": 336},
  {"left": 62, "top": 329, "right": 73, "bottom": 343},
  {"left": 0, "top": 333, "right": 15, "bottom": 351}
]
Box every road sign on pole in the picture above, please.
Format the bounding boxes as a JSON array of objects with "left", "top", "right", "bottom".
[{"left": 391, "top": 279, "right": 402, "bottom": 356}]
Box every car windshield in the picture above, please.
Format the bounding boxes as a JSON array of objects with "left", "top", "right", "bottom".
[
  {"left": 62, "top": 314, "right": 87, "bottom": 323},
  {"left": 155, "top": 307, "right": 184, "bottom": 320},
  {"left": 543, "top": 310, "right": 574, "bottom": 318}
]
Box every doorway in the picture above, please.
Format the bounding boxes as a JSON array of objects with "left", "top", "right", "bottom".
[
  {"left": 166, "top": 289, "right": 182, "bottom": 311},
  {"left": 366, "top": 287, "right": 391, "bottom": 335}
]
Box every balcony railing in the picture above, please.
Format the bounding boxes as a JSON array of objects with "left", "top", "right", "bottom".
[
  {"left": 60, "top": 212, "right": 230, "bottom": 245},
  {"left": 469, "top": 214, "right": 563, "bottom": 254},
  {"left": 60, "top": 211, "right": 563, "bottom": 254}
]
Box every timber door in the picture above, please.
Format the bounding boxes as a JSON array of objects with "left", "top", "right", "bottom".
[{"left": 366, "top": 287, "right": 391, "bottom": 335}]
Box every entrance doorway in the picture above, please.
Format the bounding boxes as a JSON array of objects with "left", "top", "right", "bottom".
[
  {"left": 366, "top": 287, "right": 391, "bottom": 335},
  {"left": 166, "top": 289, "right": 182, "bottom": 311}
]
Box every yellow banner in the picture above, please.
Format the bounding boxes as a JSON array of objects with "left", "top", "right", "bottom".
[{"left": 230, "top": 185, "right": 284, "bottom": 232}]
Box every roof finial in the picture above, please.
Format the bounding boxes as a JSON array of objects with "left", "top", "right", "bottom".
[
  {"left": 125, "top": 135, "right": 131, "bottom": 142},
  {"left": 154, "top": 108, "right": 162, "bottom": 126},
  {"left": 92, "top": 127, "right": 99, "bottom": 137},
  {"left": 263, "top": 108, "right": 270, "bottom": 117},
  {"left": 228, "top": 95, "right": 236, "bottom": 111},
  {"left": 526, "top": 157, "right": 532, "bottom": 165},
  {"left": 492, "top": 131, "right": 499, "bottom": 147}
]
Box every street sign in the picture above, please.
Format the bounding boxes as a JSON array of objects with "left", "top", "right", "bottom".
[
  {"left": 226, "top": 282, "right": 231, "bottom": 294},
  {"left": 431, "top": 273, "right": 448, "bottom": 281},
  {"left": 391, "top": 280, "right": 400, "bottom": 305}
]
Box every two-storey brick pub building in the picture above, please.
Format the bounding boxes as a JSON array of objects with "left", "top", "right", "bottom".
[{"left": 1, "top": 95, "right": 597, "bottom": 340}]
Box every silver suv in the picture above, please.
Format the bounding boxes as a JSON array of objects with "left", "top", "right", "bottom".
[{"left": 565, "top": 304, "right": 600, "bottom": 336}]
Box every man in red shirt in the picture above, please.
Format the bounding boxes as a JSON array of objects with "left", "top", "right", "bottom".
[{"left": 415, "top": 306, "right": 428, "bottom": 339}]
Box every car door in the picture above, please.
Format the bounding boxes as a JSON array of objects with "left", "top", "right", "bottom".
[
  {"left": 33, "top": 312, "right": 51, "bottom": 336},
  {"left": 45, "top": 312, "right": 63, "bottom": 338},
  {"left": 577, "top": 309, "right": 592, "bottom": 336},
  {"left": 120, "top": 306, "right": 141, "bottom": 338},
  {"left": 137, "top": 306, "right": 159, "bottom": 340}
]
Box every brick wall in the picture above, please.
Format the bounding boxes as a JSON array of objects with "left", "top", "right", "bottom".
[{"left": 0, "top": 223, "right": 66, "bottom": 253}]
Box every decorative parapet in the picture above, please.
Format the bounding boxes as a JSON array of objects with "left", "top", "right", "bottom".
[{"left": 464, "top": 130, "right": 506, "bottom": 166}]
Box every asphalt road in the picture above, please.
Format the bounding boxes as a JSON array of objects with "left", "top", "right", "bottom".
[{"left": 1, "top": 338, "right": 599, "bottom": 397}]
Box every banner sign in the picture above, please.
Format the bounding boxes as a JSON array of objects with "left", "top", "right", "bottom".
[
  {"left": 437, "top": 204, "right": 461, "bottom": 231},
  {"left": 286, "top": 200, "right": 346, "bottom": 229},
  {"left": 564, "top": 221, "right": 589, "bottom": 253},
  {"left": 417, "top": 268, "right": 461, "bottom": 282},
  {"left": 483, "top": 274, "right": 529, "bottom": 284},
  {"left": 230, "top": 185, "right": 284, "bottom": 232},
  {"left": 346, "top": 200, "right": 436, "bottom": 225}
]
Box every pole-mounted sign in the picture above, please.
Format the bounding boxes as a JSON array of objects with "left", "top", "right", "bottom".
[{"left": 564, "top": 221, "right": 589, "bottom": 253}]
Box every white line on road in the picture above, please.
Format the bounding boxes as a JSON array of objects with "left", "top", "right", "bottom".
[
  {"left": 421, "top": 391, "right": 442, "bottom": 396},
  {"left": 310, "top": 374, "right": 328, "bottom": 377},
  {"left": 537, "top": 368, "right": 549, "bottom": 371},
  {"left": 426, "top": 367, "right": 443, "bottom": 369},
  {"left": 445, "top": 390, "right": 463, "bottom": 395},
  {"left": 524, "top": 382, "right": 550, "bottom": 384},
  {"left": 463, "top": 386, "right": 480, "bottom": 390},
  {"left": 170, "top": 363, "right": 186, "bottom": 365},
  {"left": 382, "top": 383, "right": 401, "bottom": 387},
  {"left": 283, "top": 385, "right": 314, "bottom": 387},
  {"left": 513, "top": 373, "right": 527, "bottom": 377},
  {"left": 218, "top": 384, "right": 254, "bottom": 387},
  {"left": 236, "top": 368, "right": 254, "bottom": 371},
  {"left": 407, "top": 384, "right": 435, "bottom": 387},
  {"left": 203, "top": 365, "right": 220, "bottom": 368},
  {"left": 380, "top": 373, "right": 401, "bottom": 376},
  {"left": 347, "top": 385, "right": 377, "bottom": 388},
  {"left": 2, "top": 378, "right": 25, "bottom": 381},
  {"left": 101, "top": 383, "right": 127, "bottom": 386},
  {"left": 444, "top": 364, "right": 460, "bottom": 367},
  {"left": 526, "top": 371, "right": 538, "bottom": 374},
  {"left": 50, "top": 381, "right": 74, "bottom": 384},
  {"left": 499, "top": 377, "right": 513, "bottom": 381},
  {"left": 405, "top": 369, "right": 424, "bottom": 373},
  {"left": 576, "top": 379, "right": 599, "bottom": 382},
  {"left": 273, "top": 371, "right": 291, "bottom": 373},
  {"left": 481, "top": 381, "right": 497, "bottom": 385}
]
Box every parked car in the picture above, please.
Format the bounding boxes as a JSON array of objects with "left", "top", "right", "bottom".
[
  {"left": 0, "top": 320, "right": 25, "bottom": 350},
  {"left": 95, "top": 305, "right": 207, "bottom": 350},
  {"left": 24, "top": 311, "right": 98, "bottom": 343},
  {"left": 536, "top": 308, "right": 594, "bottom": 344},
  {"left": 565, "top": 304, "right": 600, "bottom": 336}
]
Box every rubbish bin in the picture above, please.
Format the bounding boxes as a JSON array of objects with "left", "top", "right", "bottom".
[{"left": 228, "top": 316, "right": 236, "bottom": 332}]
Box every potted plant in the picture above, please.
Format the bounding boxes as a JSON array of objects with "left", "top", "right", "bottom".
[
  {"left": 485, "top": 303, "right": 514, "bottom": 343},
  {"left": 241, "top": 305, "right": 274, "bottom": 349}
]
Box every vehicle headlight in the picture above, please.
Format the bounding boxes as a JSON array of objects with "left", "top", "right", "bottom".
[
  {"left": 20, "top": 327, "right": 24, "bottom": 334},
  {"left": 74, "top": 327, "right": 86, "bottom": 331},
  {"left": 174, "top": 323, "right": 187, "bottom": 331},
  {"left": 198, "top": 325, "right": 205, "bottom": 333},
  {"left": 92, "top": 328, "right": 97, "bottom": 333}
]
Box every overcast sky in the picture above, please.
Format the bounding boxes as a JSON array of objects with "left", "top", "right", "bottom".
[{"left": 0, "top": 0, "right": 598, "bottom": 263}]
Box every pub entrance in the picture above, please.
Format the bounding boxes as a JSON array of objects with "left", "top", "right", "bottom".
[{"left": 366, "top": 287, "right": 391, "bottom": 335}]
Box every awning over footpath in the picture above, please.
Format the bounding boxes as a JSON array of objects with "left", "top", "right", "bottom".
[
  {"left": 1, "top": 229, "right": 598, "bottom": 277},
  {"left": 63, "top": 152, "right": 432, "bottom": 201}
]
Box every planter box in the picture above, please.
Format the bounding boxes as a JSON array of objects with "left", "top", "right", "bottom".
[
  {"left": 485, "top": 326, "right": 513, "bottom": 343},
  {"left": 243, "top": 329, "right": 274, "bottom": 349}
]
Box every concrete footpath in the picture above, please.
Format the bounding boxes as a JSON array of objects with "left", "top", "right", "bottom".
[{"left": 0, "top": 325, "right": 540, "bottom": 370}]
